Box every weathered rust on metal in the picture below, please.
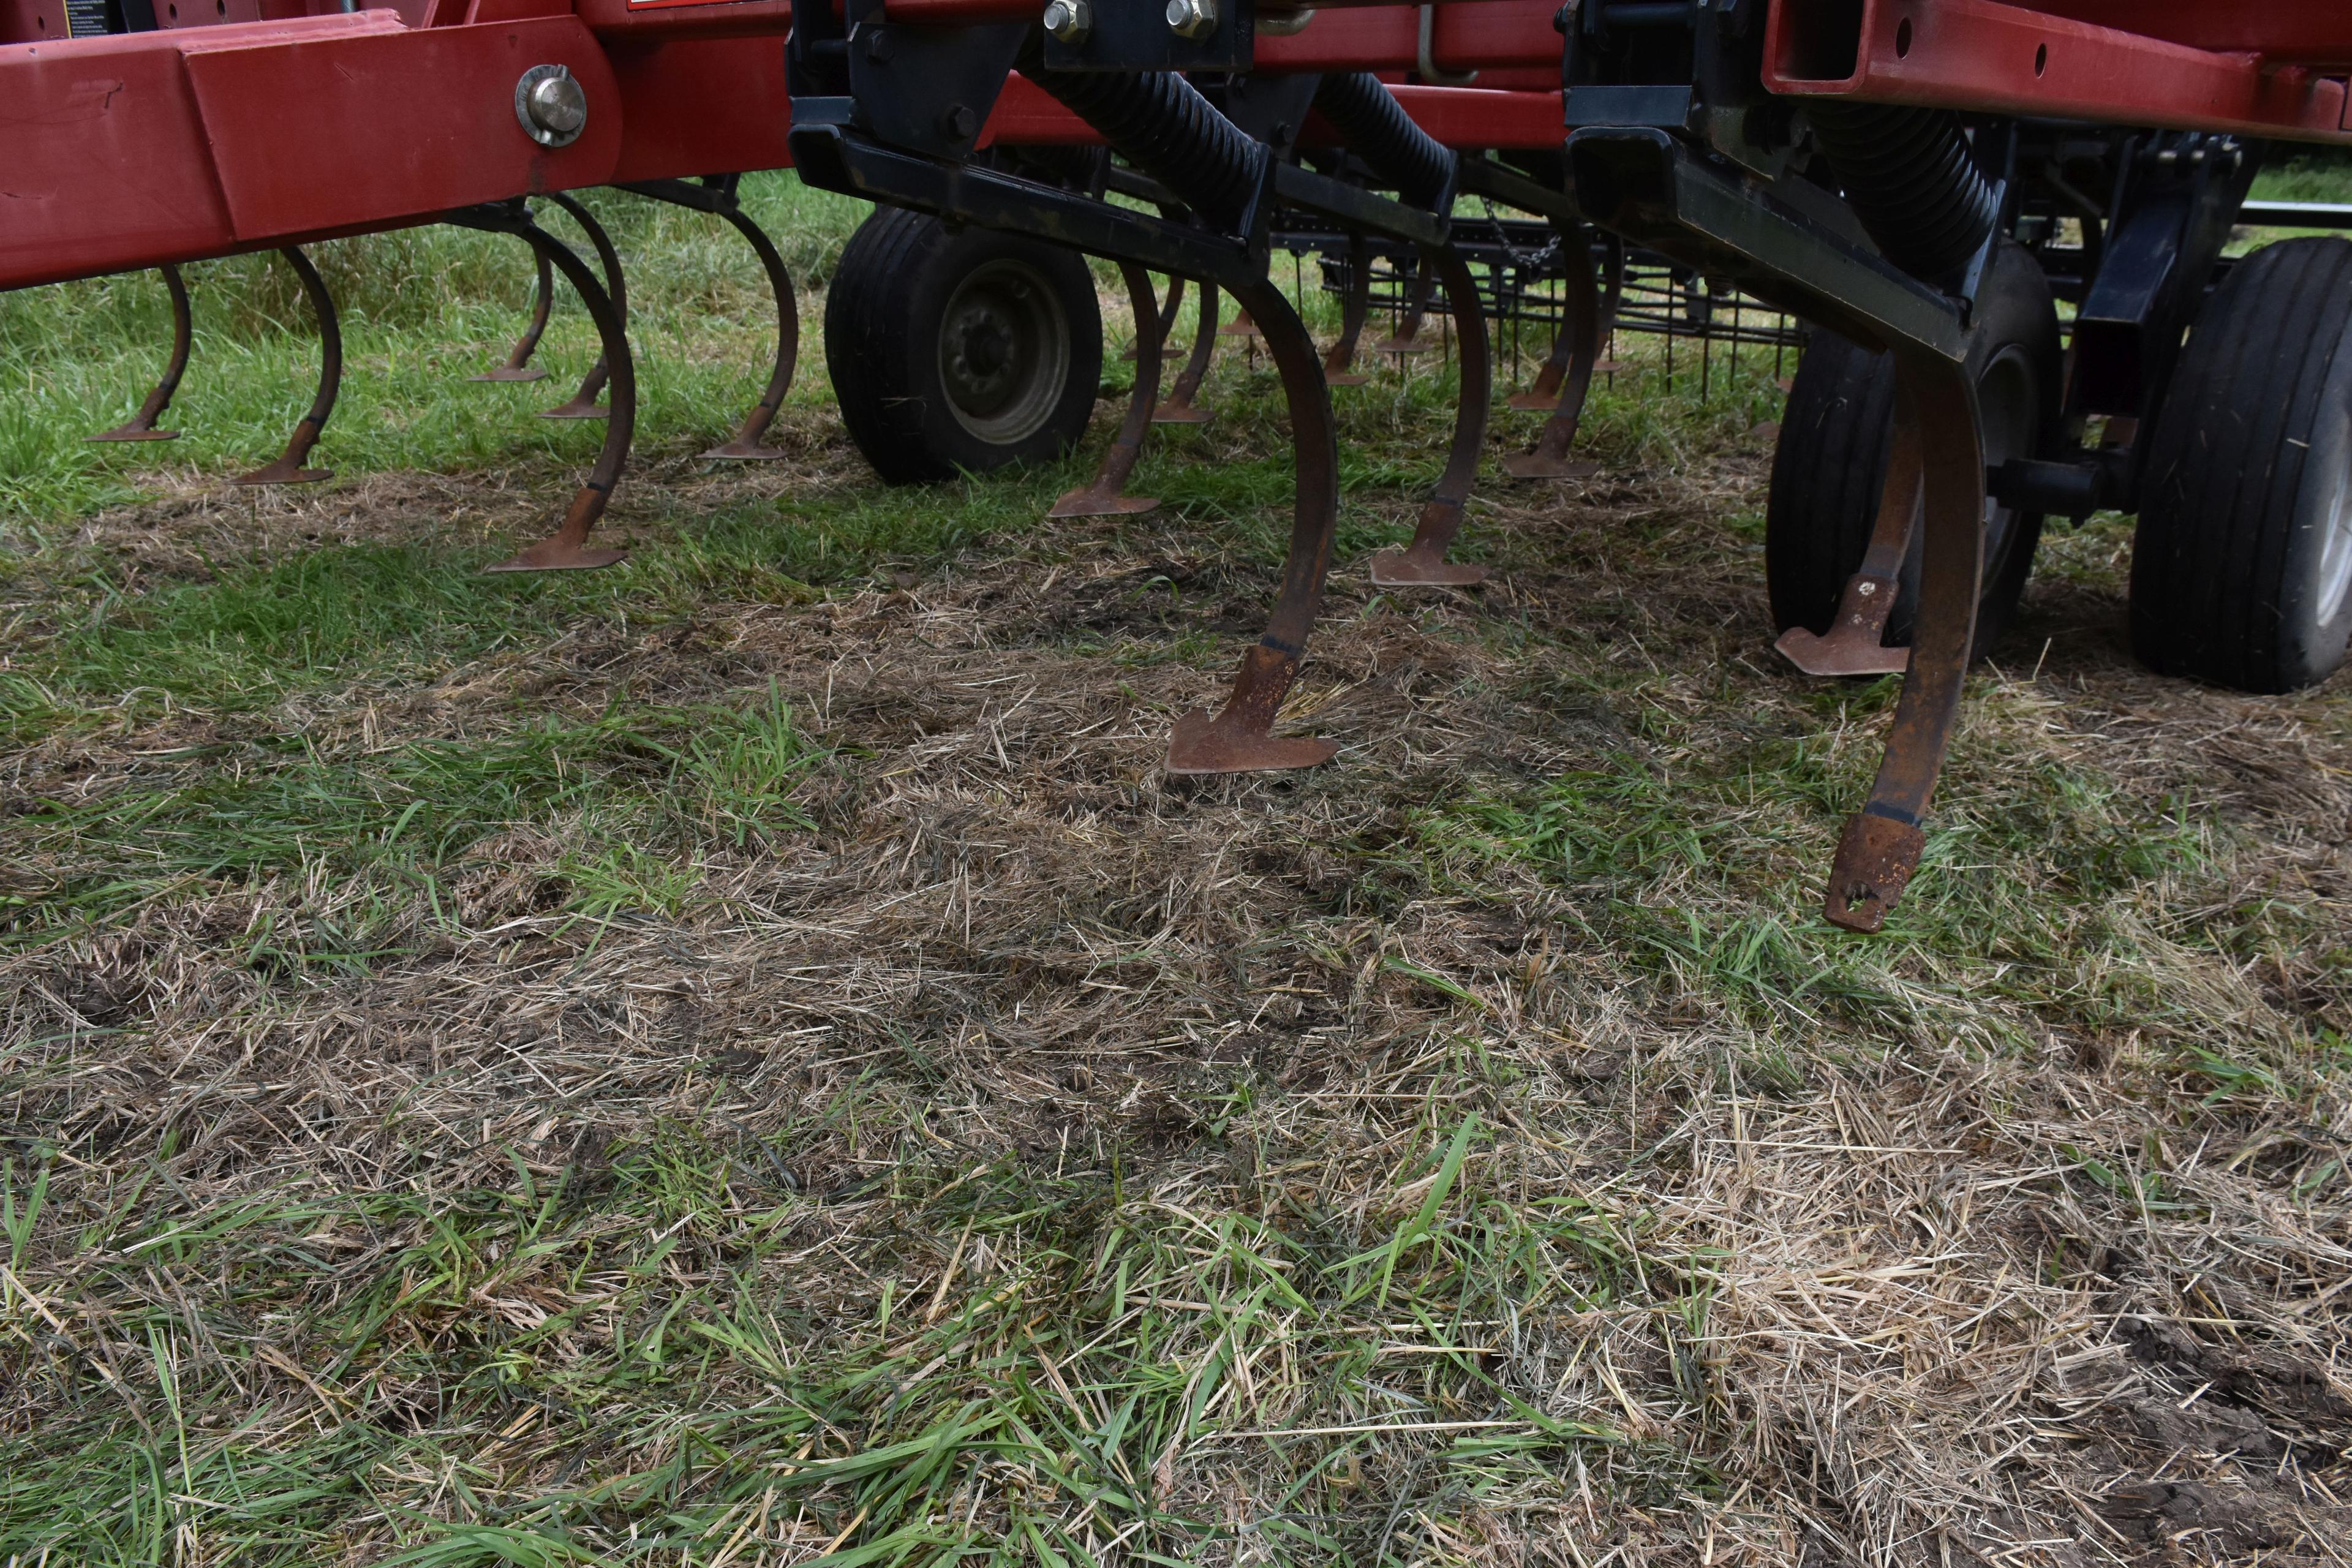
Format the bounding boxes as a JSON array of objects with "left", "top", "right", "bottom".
[
  {"left": 90, "top": 264, "right": 192, "bottom": 443},
  {"left": 1823, "top": 810, "right": 1928, "bottom": 933},
  {"left": 1048, "top": 261, "right": 1166, "bottom": 519},
  {"left": 538, "top": 192, "right": 627, "bottom": 422},
  {"left": 1152, "top": 278, "right": 1220, "bottom": 426},
  {"left": 484, "top": 218, "right": 635, "bottom": 574},
  {"left": 1369, "top": 242, "right": 1495, "bottom": 587},
  {"left": 1776, "top": 386, "right": 1922, "bottom": 677},
  {"left": 703, "top": 200, "right": 802, "bottom": 461},
  {"left": 469, "top": 244, "right": 555, "bottom": 385},
  {"left": 1506, "top": 231, "right": 1623, "bottom": 410},
  {"left": 1322, "top": 234, "right": 1375, "bottom": 387},
  {"left": 1821, "top": 349, "right": 1985, "bottom": 932},
  {"left": 1122, "top": 274, "right": 1185, "bottom": 363},
  {"left": 1371, "top": 260, "right": 1438, "bottom": 355},
  {"left": 1502, "top": 223, "right": 1606, "bottom": 480},
  {"left": 230, "top": 246, "right": 339, "bottom": 488},
  {"left": 1164, "top": 274, "right": 1343, "bottom": 776}
]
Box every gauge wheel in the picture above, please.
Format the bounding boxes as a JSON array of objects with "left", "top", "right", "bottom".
[{"left": 827, "top": 207, "right": 1103, "bottom": 484}]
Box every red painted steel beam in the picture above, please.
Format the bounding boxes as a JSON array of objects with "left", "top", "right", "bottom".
[
  {"left": 0, "top": 11, "right": 623, "bottom": 292},
  {"left": 1387, "top": 85, "right": 1562, "bottom": 147},
  {"left": 1253, "top": 2, "right": 1558, "bottom": 72},
  {"left": 1763, "top": 0, "right": 2352, "bottom": 145},
  {"left": 2021, "top": 2, "right": 2352, "bottom": 72}
]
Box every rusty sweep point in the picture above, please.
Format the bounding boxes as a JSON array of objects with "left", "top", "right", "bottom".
[
  {"left": 469, "top": 366, "right": 552, "bottom": 384},
  {"left": 89, "top": 424, "right": 182, "bottom": 443},
  {"left": 1368, "top": 547, "right": 1488, "bottom": 588},
  {"left": 1823, "top": 812, "right": 1926, "bottom": 933},
  {"left": 538, "top": 394, "right": 609, "bottom": 420},
  {"left": 483, "top": 534, "right": 630, "bottom": 573},
  {"left": 1165, "top": 708, "right": 1339, "bottom": 775},
  {"left": 1164, "top": 644, "right": 1338, "bottom": 776},
  {"left": 1774, "top": 569, "right": 1910, "bottom": 677},
  {"left": 1047, "top": 488, "right": 1161, "bottom": 519},
  {"left": 1501, "top": 452, "right": 1599, "bottom": 480},
  {"left": 230, "top": 459, "right": 331, "bottom": 487},
  {"left": 1504, "top": 388, "right": 1558, "bottom": 412},
  {"left": 703, "top": 437, "right": 790, "bottom": 461}
]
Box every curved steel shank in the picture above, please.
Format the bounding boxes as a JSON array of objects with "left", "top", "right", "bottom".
[
  {"left": 1152, "top": 279, "right": 1221, "bottom": 424},
  {"left": 1164, "top": 271, "right": 1342, "bottom": 774},
  {"left": 470, "top": 244, "right": 554, "bottom": 384},
  {"left": 1049, "top": 261, "right": 1167, "bottom": 519},
  {"left": 1322, "top": 235, "right": 1374, "bottom": 387},
  {"left": 91, "top": 264, "right": 192, "bottom": 442},
  {"left": 1368, "top": 241, "right": 1494, "bottom": 587},
  {"left": 230, "top": 246, "right": 339, "bottom": 487},
  {"left": 538, "top": 191, "right": 627, "bottom": 421},
  {"left": 1502, "top": 223, "right": 1604, "bottom": 480},
  {"left": 483, "top": 217, "right": 636, "bottom": 573},
  {"left": 1822, "top": 349, "right": 1984, "bottom": 932},
  {"left": 703, "top": 200, "right": 802, "bottom": 461}
]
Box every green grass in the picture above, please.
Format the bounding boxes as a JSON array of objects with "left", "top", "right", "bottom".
[{"left": 1, "top": 176, "right": 2346, "bottom": 1568}]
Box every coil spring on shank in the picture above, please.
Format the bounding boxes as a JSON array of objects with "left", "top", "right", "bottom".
[
  {"left": 1028, "top": 67, "right": 1263, "bottom": 231},
  {"left": 1805, "top": 102, "right": 1997, "bottom": 282}
]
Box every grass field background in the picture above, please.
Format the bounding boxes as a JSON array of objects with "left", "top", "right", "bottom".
[{"left": 1, "top": 162, "right": 2349, "bottom": 1567}]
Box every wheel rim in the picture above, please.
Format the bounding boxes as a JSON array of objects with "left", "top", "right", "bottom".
[
  {"left": 1975, "top": 343, "right": 2040, "bottom": 598},
  {"left": 937, "top": 258, "right": 1070, "bottom": 446},
  {"left": 2312, "top": 405, "right": 2352, "bottom": 620}
]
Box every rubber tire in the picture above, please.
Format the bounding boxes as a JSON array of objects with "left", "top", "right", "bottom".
[
  {"left": 1766, "top": 240, "right": 2060, "bottom": 657},
  {"left": 2131, "top": 236, "right": 2352, "bottom": 693},
  {"left": 826, "top": 208, "right": 1103, "bottom": 484}
]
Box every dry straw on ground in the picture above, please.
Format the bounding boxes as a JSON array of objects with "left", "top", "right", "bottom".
[{"left": 2, "top": 345, "right": 2348, "bottom": 1567}]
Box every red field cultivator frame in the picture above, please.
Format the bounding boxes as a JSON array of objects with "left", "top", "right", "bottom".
[{"left": 7, "top": 0, "right": 2352, "bottom": 930}]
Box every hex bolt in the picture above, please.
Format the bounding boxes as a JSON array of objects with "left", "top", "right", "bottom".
[
  {"left": 1165, "top": 0, "right": 1216, "bottom": 40},
  {"left": 941, "top": 102, "right": 978, "bottom": 140},
  {"left": 1042, "top": 0, "right": 1090, "bottom": 43},
  {"left": 513, "top": 64, "right": 587, "bottom": 149}
]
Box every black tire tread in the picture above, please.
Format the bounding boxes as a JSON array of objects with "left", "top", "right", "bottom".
[
  {"left": 2134, "top": 236, "right": 2352, "bottom": 693},
  {"left": 826, "top": 208, "right": 941, "bottom": 484},
  {"left": 1766, "top": 334, "right": 1897, "bottom": 638}
]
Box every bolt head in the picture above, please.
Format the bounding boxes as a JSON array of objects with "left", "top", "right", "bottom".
[
  {"left": 941, "top": 102, "right": 978, "bottom": 140},
  {"left": 1042, "top": 0, "right": 1090, "bottom": 42},
  {"left": 1165, "top": 0, "right": 1216, "bottom": 40},
  {"left": 514, "top": 64, "right": 586, "bottom": 148}
]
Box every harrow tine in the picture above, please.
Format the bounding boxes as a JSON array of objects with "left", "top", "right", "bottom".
[
  {"left": 468, "top": 241, "right": 554, "bottom": 383},
  {"left": 1502, "top": 222, "right": 1606, "bottom": 481},
  {"left": 1775, "top": 385, "right": 1920, "bottom": 679},
  {"left": 1165, "top": 274, "right": 1341, "bottom": 775},
  {"left": 1321, "top": 234, "right": 1373, "bottom": 388},
  {"left": 230, "top": 246, "right": 339, "bottom": 487},
  {"left": 89, "top": 263, "right": 191, "bottom": 443},
  {"left": 1822, "top": 352, "right": 1983, "bottom": 933},
  {"left": 1150, "top": 278, "right": 1219, "bottom": 425},
  {"left": 478, "top": 211, "right": 634, "bottom": 573},
  {"left": 1370, "top": 260, "right": 1437, "bottom": 355},
  {"left": 1369, "top": 243, "right": 1494, "bottom": 587},
  {"left": 701, "top": 194, "right": 801, "bottom": 461},
  {"left": 537, "top": 190, "right": 627, "bottom": 421},
  {"left": 1049, "top": 262, "right": 1166, "bottom": 519}
]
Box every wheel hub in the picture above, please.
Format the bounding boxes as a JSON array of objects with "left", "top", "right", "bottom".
[{"left": 937, "top": 261, "right": 1069, "bottom": 445}]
